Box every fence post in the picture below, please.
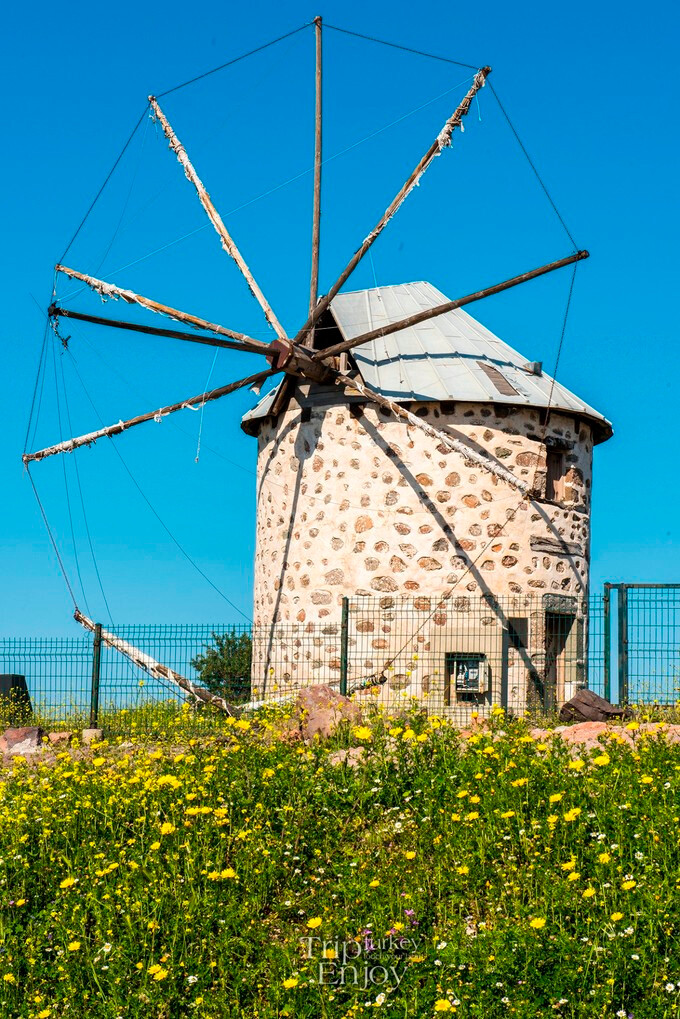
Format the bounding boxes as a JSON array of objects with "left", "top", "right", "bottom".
[
  {"left": 603, "top": 585, "right": 611, "bottom": 702},
  {"left": 618, "top": 586, "right": 629, "bottom": 706},
  {"left": 339, "top": 597, "right": 349, "bottom": 696},
  {"left": 90, "top": 623, "right": 102, "bottom": 728}
]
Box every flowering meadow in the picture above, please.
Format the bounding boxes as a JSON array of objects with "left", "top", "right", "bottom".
[{"left": 0, "top": 709, "right": 679, "bottom": 1018}]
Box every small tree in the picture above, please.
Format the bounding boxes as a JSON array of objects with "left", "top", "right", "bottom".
[{"left": 191, "top": 630, "right": 252, "bottom": 703}]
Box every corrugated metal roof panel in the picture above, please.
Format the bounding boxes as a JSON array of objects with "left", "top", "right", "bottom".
[{"left": 242, "top": 281, "right": 612, "bottom": 441}]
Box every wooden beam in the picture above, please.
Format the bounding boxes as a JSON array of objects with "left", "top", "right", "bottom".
[
  {"left": 74, "top": 610, "right": 235, "bottom": 715},
  {"left": 313, "top": 250, "right": 589, "bottom": 361},
  {"left": 292, "top": 66, "right": 491, "bottom": 346},
  {"left": 330, "top": 369, "right": 529, "bottom": 495},
  {"left": 55, "top": 265, "right": 269, "bottom": 350},
  {"left": 307, "top": 15, "right": 323, "bottom": 344},
  {"left": 23, "top": 368, "right": 277, "bottom": 464},
  {"left": 148, "top": 96, "right": 288, "bottom": 341},
  {"left": 50, "top": 306, "right": 271, "bottom": 356}
]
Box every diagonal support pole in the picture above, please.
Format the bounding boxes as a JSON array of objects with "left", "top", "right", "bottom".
[
  {"left": 55, "top": 265, "right": 270, "bottom": 350},
  {"left": 149, "top": 96, "right": 288, "bottom": 340},
  {"left": 330, "top": 368, "right": 529, "bottom": 495},
  {"left": 313, "top": 250, "right": 589, "bottom": 361},
  {"left": 74, "top": 610, "right": 235, "bottom": 715},
  {"left": 292, "top": 65, "right": 491, "bottom": 347},
  {"left": 23, "top": 369, "right": 277, "bottom": 464}
]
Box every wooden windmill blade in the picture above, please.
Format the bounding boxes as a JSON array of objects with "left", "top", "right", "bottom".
[
  {"left": 23, "top": 368, "right": 278, "bottom": 464},
  {"left": 54, "top": 265, "right": 270, "bottom": 351},
  {"left": 148, "top": 96, "right": 288, "bottom": 341},
  {"left": 50, "top": 306, "right": 270, "bottom": 356},
  {"left": 292, "top": 65, "right": 492, "bottom": 349},
  {"left": 311, "top": 250, "right": 589, "bottom": 363}
]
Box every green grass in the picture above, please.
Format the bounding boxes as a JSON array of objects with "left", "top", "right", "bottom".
[{"left": 0, "top": 707, "right": 679, "bottom": 1018}]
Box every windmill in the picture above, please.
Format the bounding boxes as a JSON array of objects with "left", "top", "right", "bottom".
[{"left": 23, "top": 20, "right": 610, "bottom": 714}]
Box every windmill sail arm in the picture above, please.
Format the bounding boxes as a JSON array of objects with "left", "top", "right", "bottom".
[
  {"left": 50, "top": 306, "right": 270, "bottom": 356},
  {"left": 293, "top": 66, "right": 491, "bottom": 346},
  {"left": 332, "top": 370, "right": 530, "bottom": 495},
  {"left": 74, "top": 610, "right": 234, "bottom": 715},
  {"left": 22, "top": 369, "right": 277, "bottom": 464},
  {"left": 148, "top": 97, "right": 288, "bottom": 341},
  {"left": 55, "top": 265, "right": 270, "bottom": 352},
  {"left": 314, "top": 250, "right": 589, "bottom": 362}
]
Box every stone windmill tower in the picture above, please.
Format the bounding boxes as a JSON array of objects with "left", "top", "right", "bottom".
[
  {"left": 242, "top": 282, "right": 612, "bottom": 709},
  {"left": 25, "top": 26, "right": 611, "bottom": 715}
]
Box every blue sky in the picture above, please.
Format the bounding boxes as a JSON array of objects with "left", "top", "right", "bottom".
[{"left": 1, "top": 0, "right": 677, "bottom": 636}]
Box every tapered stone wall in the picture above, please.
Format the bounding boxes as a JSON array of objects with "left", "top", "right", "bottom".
[{"left": 248, "top": 390, "right": 594, "bottom": 706}]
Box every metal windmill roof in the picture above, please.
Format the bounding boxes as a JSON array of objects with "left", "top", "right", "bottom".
[{"left": 242, "top": 281, "right": 612, "bottom": 442}]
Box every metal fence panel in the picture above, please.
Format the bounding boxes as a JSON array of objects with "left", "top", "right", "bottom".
[{"left": 2, "top": 585, "right": 679, "bottom": 734}]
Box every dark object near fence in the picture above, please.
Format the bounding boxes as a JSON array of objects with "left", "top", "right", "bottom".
[
  {"left": 559, "top": 688, "right": 626, "bottom": 723},
  {"left": 0, "top": 675, "right": 32, "bottom": 723}
]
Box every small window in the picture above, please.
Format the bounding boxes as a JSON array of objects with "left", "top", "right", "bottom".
[
  {"left": 545, "top": 448, "right": 565, "bottom": 502},
  {"left": 507, "top": 617, "right": 528, "bottom": 651}
]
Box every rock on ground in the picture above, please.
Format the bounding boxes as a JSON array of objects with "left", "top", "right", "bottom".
[
  {"left": 0, "top": 726, "right": 44, "bottom": 755},
  {"left": 559, "top": 688, "right": 627, "bottom": 723},
  {"left": 295, "top": 685, "right": 362, "bottom": 742}
]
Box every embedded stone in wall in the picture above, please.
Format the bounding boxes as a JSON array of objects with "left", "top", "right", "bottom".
[
  {"left": 415, "top": 473, "right": 433, "bottom": 487},
  {"left": 463, "top": 494, "right": 480, "bottom": 508},
  {"left": 371, "top": 576, "right": 398, "bottom": 592},
  {"left": 445, "top": 472, "right": 460, "bottom": 486},
  {"left": 418, "top": 557, "right": 442, "bottom": 571},
  {"left": 502, "top": 555, "right": 518, "bottom": 567},
  {"left": 311, "top": 590, "right": 332, "bottom": 604},
  {"left": 389, "top": 673, "right": 410, "bottom": 691},
  {"left": 355, "top": 516, "right": 373, "bottom": 533},
  {"left": 325, "top": 569, "right": 344, "bottom": 585},
  {"left": 390, "top": 556, "right": 407, "bottom": 572}
]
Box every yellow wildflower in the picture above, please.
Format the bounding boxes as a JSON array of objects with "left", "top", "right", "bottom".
[
  {"left": 283, "top": 977, "right": 299, "bottom": 988},
  {"left": 352, "top": 726, "right": 373, "bottom": 742},
  {"left": 529, "top": 917, "right": 546, "bottom": 929},
  {"left": 307, "top": 917, "right": 322, "bottom": 929}
]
